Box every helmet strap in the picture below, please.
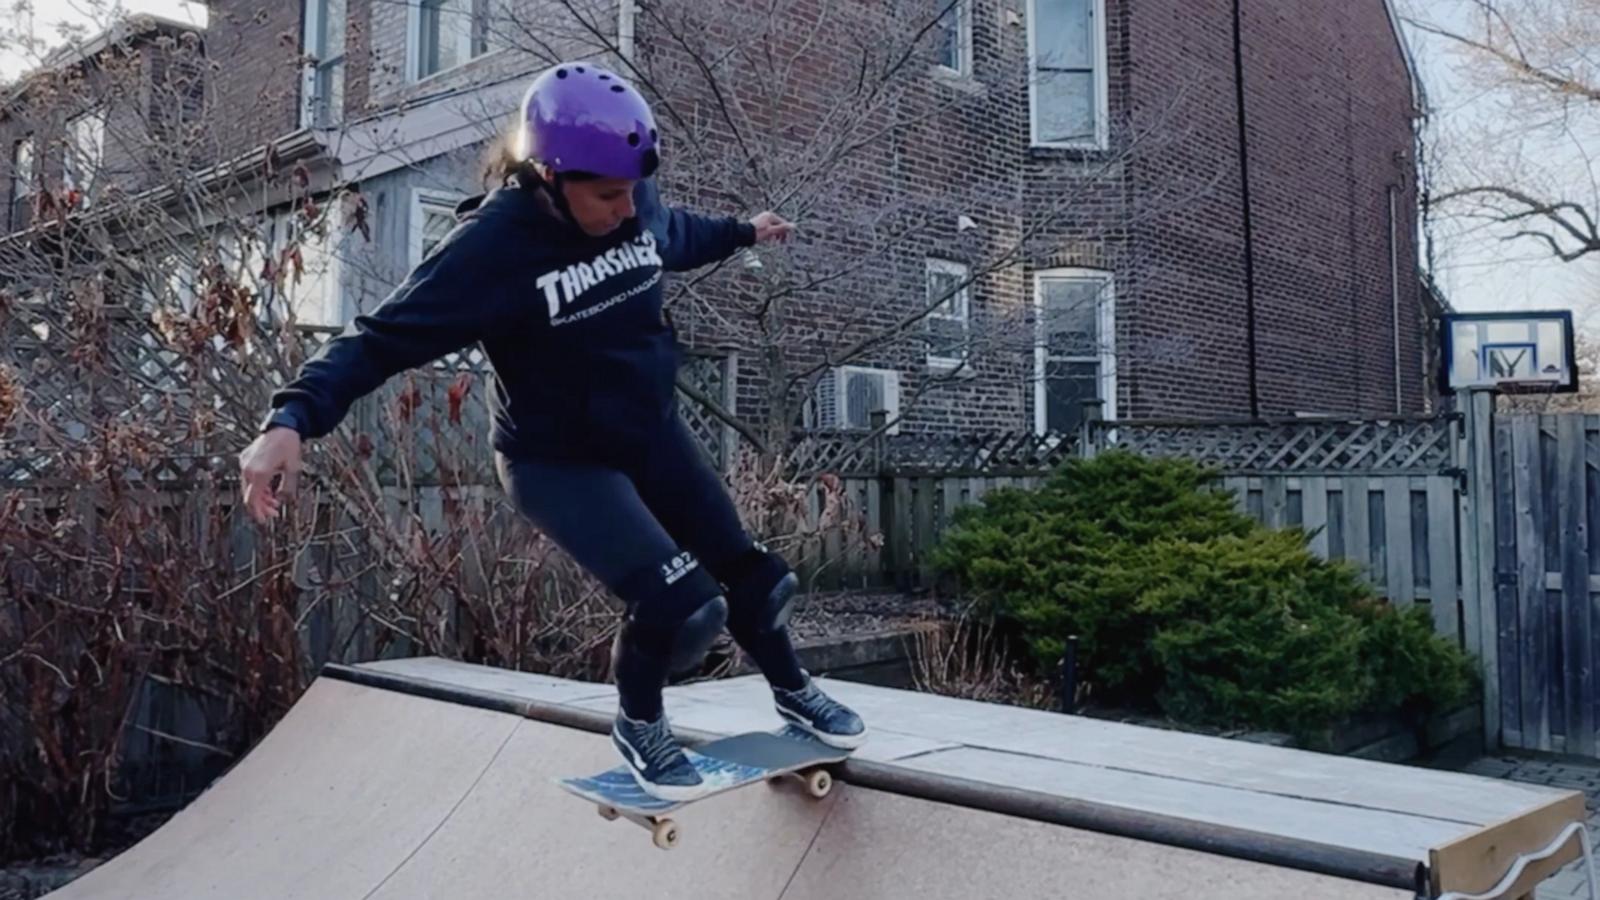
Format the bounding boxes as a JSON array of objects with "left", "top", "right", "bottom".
[{"left": 530, "top": 167, "right": 581, "bottom": 230}]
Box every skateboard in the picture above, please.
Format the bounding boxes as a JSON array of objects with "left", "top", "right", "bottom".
[{"left": 557, "top": 724, "right": 852, "bottom": 850}]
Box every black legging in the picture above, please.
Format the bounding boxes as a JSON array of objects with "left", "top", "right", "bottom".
[{"left": 495, "top": 418, "right": 805, "bottom": 719}]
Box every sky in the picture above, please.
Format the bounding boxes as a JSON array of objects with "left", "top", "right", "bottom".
[
  {"left": 1397, "top": 0, "right": 1600, "bottom": 329},
  {"left": 0, "top": 0, "right": 1595, "bottom": 325}
]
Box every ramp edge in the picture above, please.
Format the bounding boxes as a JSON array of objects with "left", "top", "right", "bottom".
[{"left": 321, "top": 663, "right": 1428, "bottom": 893}]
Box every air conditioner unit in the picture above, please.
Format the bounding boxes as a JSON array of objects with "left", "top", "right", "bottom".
[{"left": 813, "top": 366, "right": 900, "bottom": 433}]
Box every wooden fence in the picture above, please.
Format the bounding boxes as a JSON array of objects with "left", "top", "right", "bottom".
[{"left": 793, "top": 415, "right": 1468, "bottom": 651}]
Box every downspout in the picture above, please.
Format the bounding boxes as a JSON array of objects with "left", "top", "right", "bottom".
[
  {"left": 1389, "top": 184, "right": 1403, "bottom": 414},
  {"left": 1232, "top": 0, "right": 1261, "bottom": 419}
]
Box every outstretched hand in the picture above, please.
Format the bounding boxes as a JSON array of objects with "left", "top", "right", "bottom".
[
  {"left": 238, "top": 427, "right": 304, "bottom": 523},
  {"left": 750, "top": 211, "right": 796, "bottom": 243}
]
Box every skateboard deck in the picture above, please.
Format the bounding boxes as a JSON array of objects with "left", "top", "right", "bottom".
[{"left": 558, "top": 724, "right": 852, "bottom": 850}]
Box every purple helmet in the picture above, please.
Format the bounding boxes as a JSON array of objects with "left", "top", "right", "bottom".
[{"left": 517, "top": 62, "right": 659, "bottom": 180}]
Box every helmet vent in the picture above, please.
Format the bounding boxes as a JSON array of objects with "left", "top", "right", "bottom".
[
  {"left": 627, "top": 131, "right": 641, "bottom": 146},
  {"left": 610, "top": 84, "right": 626, "bottom": 93},
  {"left": 599, "top": 73, "right": 611, "bottom": 80},
  {"left": 556, "top": 68, "right": 568, "bottom": 78},
  {"left": 576, "top": 66, "right": 586, "bottom": 73}
]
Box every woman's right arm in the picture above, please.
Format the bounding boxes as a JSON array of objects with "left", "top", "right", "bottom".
[
  {"left": 240, "top": 216, "right": 506, "bottom": 522},
  {"left": 261, "top": 218, "right": 503, "bottom": 439}
]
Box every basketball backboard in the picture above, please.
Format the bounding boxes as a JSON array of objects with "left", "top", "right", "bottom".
[{"left": 1443, "top": 310, "right": 1578, "bottom": 394}]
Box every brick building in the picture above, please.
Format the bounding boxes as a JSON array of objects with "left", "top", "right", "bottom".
[
  {"left": 0, "top": 14, "right": 205, "bottom": 233},
  {"left": 0, "top": 0, "right": 1436, "bottom": 448}
]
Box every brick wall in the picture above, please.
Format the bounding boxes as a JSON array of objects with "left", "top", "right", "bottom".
[
  {"left": 549, "top": 0, "right": 1428, "bottom": 435},
  {"left": 362, "top": 0, "right": 618, "bottom": 113},
  {"left": 1124, "top": 0, "right": 1426, "bottom": 418},
  {"left": 203, "top": 0, "right": 304, "bottom": 159}
]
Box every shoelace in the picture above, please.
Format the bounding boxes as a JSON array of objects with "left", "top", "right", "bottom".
[
  {"left": 791, "top": 685, "right": 844, "bottom": 718},
  {"left": 633, "top": 718, "right": 680, "bottom": 767}
]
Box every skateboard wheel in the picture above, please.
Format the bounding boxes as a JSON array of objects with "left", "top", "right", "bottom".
[
  {"left": 805, "top": 770, "right": 832, "bottom": 799},
  {"left": 598, "top": 805, "right": 620, "bottom": 821},
  {"left": 653, "top": 819, "right": 680, "bottom": 850}
]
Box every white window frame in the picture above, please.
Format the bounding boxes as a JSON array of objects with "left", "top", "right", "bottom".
[
  {"left": 300, "top": 0, "right": 347, "bottom": 128},
  {"left": 410, "top": 188, "right": 464, "bottom": 267},
  {"left": 925, "top": 257, "right": 972, "bottom": 373},
  {"left": 1033, "top": 268, "right": 1116, "bottom": 434},
  {"left": 407, "top": 0, "right": 493, "bottom": 83},
  {"left": 933, "top": 0, "right": 974, "bottom": 78},
  {"left": 1026, "top": 0, "right": 1109, "bottom": 151},
  {"left": 64, "top": 109, "right": 107, "bottom": 202}
]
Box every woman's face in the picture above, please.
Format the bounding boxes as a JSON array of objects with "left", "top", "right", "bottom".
[{"left": 559, "top": 175, "right": 637, "bottom": 237}]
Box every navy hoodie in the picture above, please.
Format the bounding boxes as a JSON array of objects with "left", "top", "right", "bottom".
[{"left": 261, "top": 178, "right": 755, "bottom": 461}]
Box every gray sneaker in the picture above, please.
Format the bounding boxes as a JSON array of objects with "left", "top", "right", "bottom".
[
  {"left": 611, "top": 712, "right": 707, "bottom": 802},
  {"left": 774, "top": 676, "right": 868, "bottom": 750}
]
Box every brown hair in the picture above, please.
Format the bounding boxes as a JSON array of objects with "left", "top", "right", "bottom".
[{"left": 480, "top": 125, "right": 604, "bottom": 190}]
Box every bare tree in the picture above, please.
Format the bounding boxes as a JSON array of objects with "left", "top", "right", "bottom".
[
  {"left": 1404, "top": 0, "right": 1600, "bottom": 262},
  {"left": 0, "top": 6, "right": 626, "bottom": 857}
]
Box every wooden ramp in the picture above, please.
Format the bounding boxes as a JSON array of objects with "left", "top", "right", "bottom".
[{"left": 43, "top": 657, "right": 1591, "bottom": 900}]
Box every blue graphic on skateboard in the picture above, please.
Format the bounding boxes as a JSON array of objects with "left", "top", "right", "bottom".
[{"left": 558, "top": 725, "right": 852, "bottom": 849}]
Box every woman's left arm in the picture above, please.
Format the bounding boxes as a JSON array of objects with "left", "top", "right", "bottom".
[{"left": 644, "top": 183, "right": 795, "bottom": 271}]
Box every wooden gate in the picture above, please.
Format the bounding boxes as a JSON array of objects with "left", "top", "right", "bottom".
[{"left": 1475, "top": 405, "right": 1600, "bottom": 756}]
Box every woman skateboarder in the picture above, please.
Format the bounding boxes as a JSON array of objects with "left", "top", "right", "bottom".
[{"left": 237, "top": 62, "right": 866, "bottom": 800}]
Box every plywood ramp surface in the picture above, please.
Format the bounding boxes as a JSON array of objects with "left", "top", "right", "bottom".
[{"left": 42, "top": 669, "right": 1419, "bottom": 900}]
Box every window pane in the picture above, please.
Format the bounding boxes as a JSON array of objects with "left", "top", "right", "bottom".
[
  {"left": 13, "top": 138, "right": 32, "bottom": 194},
  {"left": 65, "top": 112, "right": 105, "bottom": 195},
  {"left": 935, "top": 1, "right": 965, "bottom": 70},
  {"left": 472, "top": 0, "right": 491, "bottom": 55},
  {"left": 927, "top": 267, "right": 968, "bottom": 318},
  {"left": 1041, "top": 277, "right": 1102, "bottom": 357},
  {"left": 1035, "top": 69, "right": 1095, "bottom": 144},
  {"left": 1045, "top": 360, "right": 1100, "bottom": 432},
  {"left": 314, "top": 59, "right": 345, "bottom": 127},
  {"left": 1035, "top": 0, "right": 1093, "bottom": 69},
  {"left": 322, "top": 0, "right": 347, "bottom": 58},
  {"left": 927, "top": 315, "right": 968, "bottom": 361},
  {"left": 419, "top": 0, "right": 450, "bottom": 76},
  {"left": 421, "top": 206, "right": 454, "bottom": 259},
  {"left": 284, "top": 221, "right": 341, "bottom": 327}
]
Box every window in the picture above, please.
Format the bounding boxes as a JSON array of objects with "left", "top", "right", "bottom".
[
  {"left": 1028, "top": 0, "right": 1107, "bottom": 149},
  {"left": 618, "top": 0, "right": 637, "bottom": 61},
  {"left": 925, "top": 258, "right": 971, "bottom": 371},
  {"left": 934, "top": 0, "right": 973, "bottom": 77},
  {"left": 276, "top": 208, "right": 344, "bottom": 327},
  {"left": 1035, "top": 269, "right": 1114, "bottom": 434},
  {"left": 12, "top": 136, "right": 33, "bottom": 198},
  {"left": 142, "top": 249, "right": 199, "bottom": 313},
  {"left": 64, "top": 110, "right": 106, "bottom": 203},
  {"left": 413, "top": 0, "right": 491, "bottom": 81},
  {"left": 410, "top": 189, "right": 463, "bottom": 266},
  {"left": 302, "top": 0, "right": 347, "bottom": 127},
  {"left": 11, "top": 135, "right": 33, "bottom": 226},
  {"left": 812, "top": 366, "right": 902, "bottom": 433}
]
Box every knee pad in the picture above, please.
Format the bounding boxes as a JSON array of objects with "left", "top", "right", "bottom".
[
  {"left": 611, "top": 553, "right": 729, "bottom": 676},
  {"left": 722, "top": 545, "right": 799, "bottom": 637}
]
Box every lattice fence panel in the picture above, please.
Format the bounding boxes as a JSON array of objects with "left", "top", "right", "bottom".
[{"left": 1092, "top": 416, "right": 1457, "bottom": 475}]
